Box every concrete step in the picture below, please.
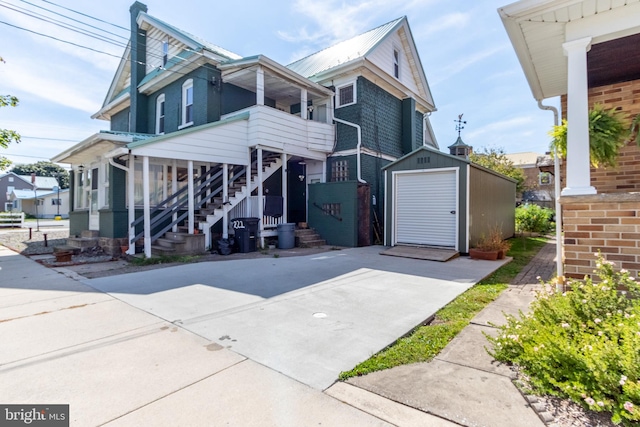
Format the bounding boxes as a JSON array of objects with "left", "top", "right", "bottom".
[
  {"left": 80, "top": 230, "right": 99, "bottom": 238},
  {"left": 155, "top": 237, "right": 187, "bottom": 250},
  {"left": 151, "top": 245, "right": 176, "bottom": 257},
  {"left": 298, "top": 239, "right": 326, "bottom": 248},
  {"left": 66, "top": 237, "right": 99, "bottom": 250}
]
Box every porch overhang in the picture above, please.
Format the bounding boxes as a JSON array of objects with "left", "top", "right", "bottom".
[
  {"left": 499, "top": 0, "right": 640, "bottom": 100},
  {"left": 51, "top": 132, "right": 146, "bottom": 165}
]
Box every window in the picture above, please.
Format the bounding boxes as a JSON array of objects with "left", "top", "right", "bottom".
[
  {"left": 5, "top": 202, "right": 13, "bottom": 211},
  {"left": 52, "top": 198, "right": 62, "bottom": 206},
  {"left": 336, "top": 83, "right": 355, "bottom": 108},
  {"left": 181, "top": 79, "right": 194, "bottom": 127},
  {"left": 331, "top": 160, "right": 349, "bottom": 182},
  {"left": 75, "top": 170, "right": 87, "bottom": 209},
  {"left": 7, "top": 185, "right": 14, "bottom": 195},
  {"left": 8, "top": 176, "right": 13, "bottom": 182},
  {"left": 393, "top": 48, "right": 400, "bottom": 78},
  {"left": 156, "top": 94, "right": 165, "bottom": 134},
  {"left": 162, "top": 39, "right": 169, "bottom": 66},
  {"left": 322, "top": 203, "right": 341, "bottom": 217},
  {"left": 539, "top": 172, "right": 552, "bottom": 186}
]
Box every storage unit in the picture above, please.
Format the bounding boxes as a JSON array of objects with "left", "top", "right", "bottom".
[{"left": 383, "top": 146, "right": 516, "bottom": 254}]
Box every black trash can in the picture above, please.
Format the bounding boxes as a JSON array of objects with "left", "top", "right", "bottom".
[
  {"left": 277, "top": 223, "right": 296, "bottom": 249},
  {"left": 231, "top": 217, "right": 259, "bottom": 253}
]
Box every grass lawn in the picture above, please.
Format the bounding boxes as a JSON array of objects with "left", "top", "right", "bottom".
[{"left": 339, "top": 236, "right": 549, "bottom": 380}]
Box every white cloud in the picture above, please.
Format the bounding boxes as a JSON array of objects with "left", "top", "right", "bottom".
[
  {"left": 414, "top": 12, "right": 471, "bottom": 39},
  {"left": 467, "top": 116, "right": 536, "bottom": 140}
]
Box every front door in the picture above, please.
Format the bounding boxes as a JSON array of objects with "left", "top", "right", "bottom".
[{"left": 89, "top": 167, "right": 99, "bottom": 230}]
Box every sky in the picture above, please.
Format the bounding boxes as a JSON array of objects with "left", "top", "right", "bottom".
[{"left": 0, "top": 0, "right": 562, "bottom": 168}]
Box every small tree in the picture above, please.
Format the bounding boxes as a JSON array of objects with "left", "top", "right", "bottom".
[
  {"left": 12, "top": 161, "right": 70, "bottom": 189},
  {"left": 469, "top": 147, "right": 526, "bottom": 194},
  {"left": 0, "top": 56, "right": 20, "bottom": 171}
]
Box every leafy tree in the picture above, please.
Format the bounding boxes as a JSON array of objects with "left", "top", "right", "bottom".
[
  {"left": 11, "top": 161, "right": 70, "bottom": 189},
  {"left": 549, "top": 104, "right": 630, "bottom": 168},
  {"left": 0, "top": 56, "right": 20, "bottom": 171},
  {"left": 469, "top": 147, "right": 526, "bottom": 194}
]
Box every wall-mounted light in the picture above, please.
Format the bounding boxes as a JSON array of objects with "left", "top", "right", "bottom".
[{"left": 78, "top": 164, "right": 85, "bottom": 173}]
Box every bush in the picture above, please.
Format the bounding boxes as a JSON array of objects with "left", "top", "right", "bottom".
[
  {"left": 515, "top": 204, "right": 554, "bottom": 234},
  {"left": 487, "top": 253, "right": 640, "bottom": 426}
]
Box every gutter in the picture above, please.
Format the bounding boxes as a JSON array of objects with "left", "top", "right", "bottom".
[
  {"left": 333, "top": 117, "right": 366, "bottom": 184},
  {"left": 537, "top": 100, "right": 564, "bottom": 289}
]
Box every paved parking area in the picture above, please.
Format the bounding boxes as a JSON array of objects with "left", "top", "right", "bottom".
[{"left": 84, "top": 246, "right": 509, "bottom": 389}]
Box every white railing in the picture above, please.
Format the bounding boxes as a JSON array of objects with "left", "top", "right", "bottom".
[
  {"left": 228, "top": 196, "right": 283, "bottom": 229},
  {"left": 0, "top": 212, "right": 24, "bottom": 228}
]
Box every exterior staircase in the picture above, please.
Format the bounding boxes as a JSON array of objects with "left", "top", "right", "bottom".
[{"left": 295, "top": 228, "right": 326, "bottom": 247}]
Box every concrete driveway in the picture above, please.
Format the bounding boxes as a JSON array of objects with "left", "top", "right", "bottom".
[{"left": 85, "top": 246, "right": 509, "bottom": 390}]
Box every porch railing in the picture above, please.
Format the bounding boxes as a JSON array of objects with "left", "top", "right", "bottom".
[{"left": 229, "top": 196, "right": 283, "bottom": 229}]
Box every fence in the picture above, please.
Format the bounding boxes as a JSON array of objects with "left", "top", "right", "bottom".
[{"left": 0, "top": 212, "right": 25, "bottom": 228}]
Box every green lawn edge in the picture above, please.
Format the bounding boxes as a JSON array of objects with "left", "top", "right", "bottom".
[{"left": 338, "top": 236, "right": 549, "bottom": 380}]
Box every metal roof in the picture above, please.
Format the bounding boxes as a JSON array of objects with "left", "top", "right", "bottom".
[
  {"left": 286, "top": 17, "right": 405, "bottom": 78},
  {"left": 138, "top": 12, "right": 242, "bottom": 61},
  {"left": 16, "top": 176, "right": 59, "bottom": 189}
]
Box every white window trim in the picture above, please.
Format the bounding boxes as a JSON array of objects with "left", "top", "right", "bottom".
[
  {"left": 155, "top": 93, "right": 165, "bottom": 135},
  {"left": 393, "top": 46, "right": 400, "bottom": 79},
  {"left": 335, "top": 81, "right": 356, "bottom": 108},
  {"left": 180, "top": 79, "right": 194, "bottom": 129}
]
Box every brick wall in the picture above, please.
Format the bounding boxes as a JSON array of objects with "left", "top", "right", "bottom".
[
  {"left": 562, "top": 194, "right": 640, "bottom": 280},
  {"left": 560, "top": 78, "right": 640, "bottom": 193}
]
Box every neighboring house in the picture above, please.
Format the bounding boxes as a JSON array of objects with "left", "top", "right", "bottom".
[
  {"left": 0, "top": 173, "right": 68, "bottom": 217},
  {"left": 52, "top": 1, "right": 438, "bottom": 257},
  {"left": 500, "top": 0, "right": 640, "bottom": 279},
  {"left": 9, "top": 188, "right": 69, "bottom": 219},
  {"left": 505, "top": 152, "right": 556, "bottom": 207}
]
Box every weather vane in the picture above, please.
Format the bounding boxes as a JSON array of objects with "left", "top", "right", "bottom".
[{"left": 455, "top": 114, "right": 467, "bottom": 137}]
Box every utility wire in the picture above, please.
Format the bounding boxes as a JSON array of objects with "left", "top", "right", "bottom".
[
  {"left": 39, "top": 0, "right": 129, "bottom": 31},
  {"left": 0, "top": 2, "right": 128, "bottom": 48}
]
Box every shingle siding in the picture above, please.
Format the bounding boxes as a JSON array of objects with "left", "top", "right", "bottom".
[{"left": 111, "top": 108, "right": 130, "bottom": 132}]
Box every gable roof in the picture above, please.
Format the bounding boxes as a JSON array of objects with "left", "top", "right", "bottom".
[
  {"left": 16, "top": 176, "right": 59, "bottom": 189},
  {"left": 287, "top": 17, "right": 405, "bottom": 78},
  {"left": 287, "top": 17, "right": 435, "bottom": 111}
]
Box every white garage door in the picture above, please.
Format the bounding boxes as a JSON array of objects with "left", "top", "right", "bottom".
[{"left": 394, "top": 170, "right": 458, "bottom": 247}]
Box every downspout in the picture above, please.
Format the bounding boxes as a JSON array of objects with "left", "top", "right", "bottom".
[
  {"left": 333, "top": 117, "right": 366, "bottom": 184},
  {"left": 108, "top": 156, "right": 135, "bottom": 255},
  {"left": 537, "top": 100, "right": 564, "bottom": 289}
]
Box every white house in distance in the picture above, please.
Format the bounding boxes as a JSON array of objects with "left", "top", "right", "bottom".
[{"left": 6, "top": 175, "right": 69, "bottom": 219}]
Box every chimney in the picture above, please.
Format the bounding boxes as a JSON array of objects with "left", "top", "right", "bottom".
[
  {"left": 31, "top": 173, "right": 36, "bottom": 184},
  {"left": 129, "top": 2, "right": 148, "bottom": 133}
]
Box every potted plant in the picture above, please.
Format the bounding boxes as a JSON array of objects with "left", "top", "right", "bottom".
[{"left": 470, "top": 225, "right": 510, "bottom": 260}]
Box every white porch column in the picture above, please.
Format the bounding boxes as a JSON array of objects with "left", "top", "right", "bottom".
[
  {"left": 171, "top": 160, "right": 177, "bottom": 232},
  {"left": 257, "top": 148, "right": 264, "bottom": 247},
  {"left": 562, "top": 37, "right": 596, "bottom": 196},
  {"left": 246, "top": 149, "right": 252, "bottom": 217},
  {"left": 127, "top": 153, "right": 135, "bottom": 255},
  {"left": 188, "top": 160, "right": 194, "bottom": 234},
  {"left": 142, "top": 156, "right": 151, "bottom": 258},
  {"left": 162, "top": 164, "right": 168, "bottom": 205},
  {"left": 256, "top": 66, "right": 265, "bottom": 106},
  {"left": 281, "top": 153, "right": 288, "bottom": 223},
  {"left": 222, "top": 163, "right": 229, "bottom": 239},
  {"left": 301, "top": 89, "right": 308, "bottom": 120}
]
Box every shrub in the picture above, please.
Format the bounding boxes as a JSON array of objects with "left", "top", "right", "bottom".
[
  {"left": 515, "top": 204, "right": 554, "bottom": 234},
  {"left": 487, "top": 253, "right": 640, "bottom": 426}
]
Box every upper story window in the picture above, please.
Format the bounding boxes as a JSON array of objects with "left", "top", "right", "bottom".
[
  {"left": 156, "top": 94, "right": 165, "bottom": 134},
  {"left": 162, "top": 40, "right": 169, "bottom": 67},
  {"left": 393, "top": 48, "right": 400, "bottom": 78},
  {"left": 181, "top": 79, "right": 194, "bottom": 127},
  {"left": 336, "top": 82, "right": 356, "bottom": 108},
  {"left": 8, "top": 176, "right": 14, "bottom": 182},
  {"left": 539, "top": 172, "right": 552, "bottom": 186}
]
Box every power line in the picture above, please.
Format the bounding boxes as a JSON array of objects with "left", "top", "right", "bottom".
[
  {"left": 0, "top": 20, "right": 124, "bottom": 59},
  {"left": 19, "top": 136, "right": 82, "bottom": 142},
  {"left": 17, "top": 0, "right": 128, "bottom": 39},
  {"left": 0, "top": 2, "right": 128, "bottom": 49},
  {"left": 40, "top": 0, "right": 129, "bottom": 32}
]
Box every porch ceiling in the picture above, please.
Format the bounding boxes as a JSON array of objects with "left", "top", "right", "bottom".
[
  {"left": 499, "top": 0, "right": 640, "bottom": 100},
  {"left": 50, "top": 135, "right": 130, "bottom": 166}
]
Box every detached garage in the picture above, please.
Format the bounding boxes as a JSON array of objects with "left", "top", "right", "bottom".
[{"left": 383, "top": 146, "right": 516, "bottom": 254}]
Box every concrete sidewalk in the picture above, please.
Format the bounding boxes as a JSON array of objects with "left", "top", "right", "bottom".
[
  {"left": 0, "top": 245, "right": 390, "bottom": 426},
  {"left": 332, "top": 240, "right": 558, "bottom": 427}
]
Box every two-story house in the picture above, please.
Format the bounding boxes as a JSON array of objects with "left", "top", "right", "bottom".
[{"left": 52, "top": 1, "right": 438, "bottom": 256}]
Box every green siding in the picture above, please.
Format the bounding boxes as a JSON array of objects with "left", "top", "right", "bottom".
[
  {"left": 111, "top": 108, "right": 130, "bottom": 132},
  {"left": 98, "top": 165, "right": 128, "bottom": 239},
  {"left": 308, "top": 182, "right": 359, "bottom": 247},
  {"left": 401, "top": 98, "right": 415, "bottom": 155},
  {"left": 69, "top": 210, "right": 89, "bottom": 237},
  {"left": 414, "top": 111, "right": 424, "bottom": 150},
  {"left": 469, "top": 166, "right": 516, "bottom": 246}
]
